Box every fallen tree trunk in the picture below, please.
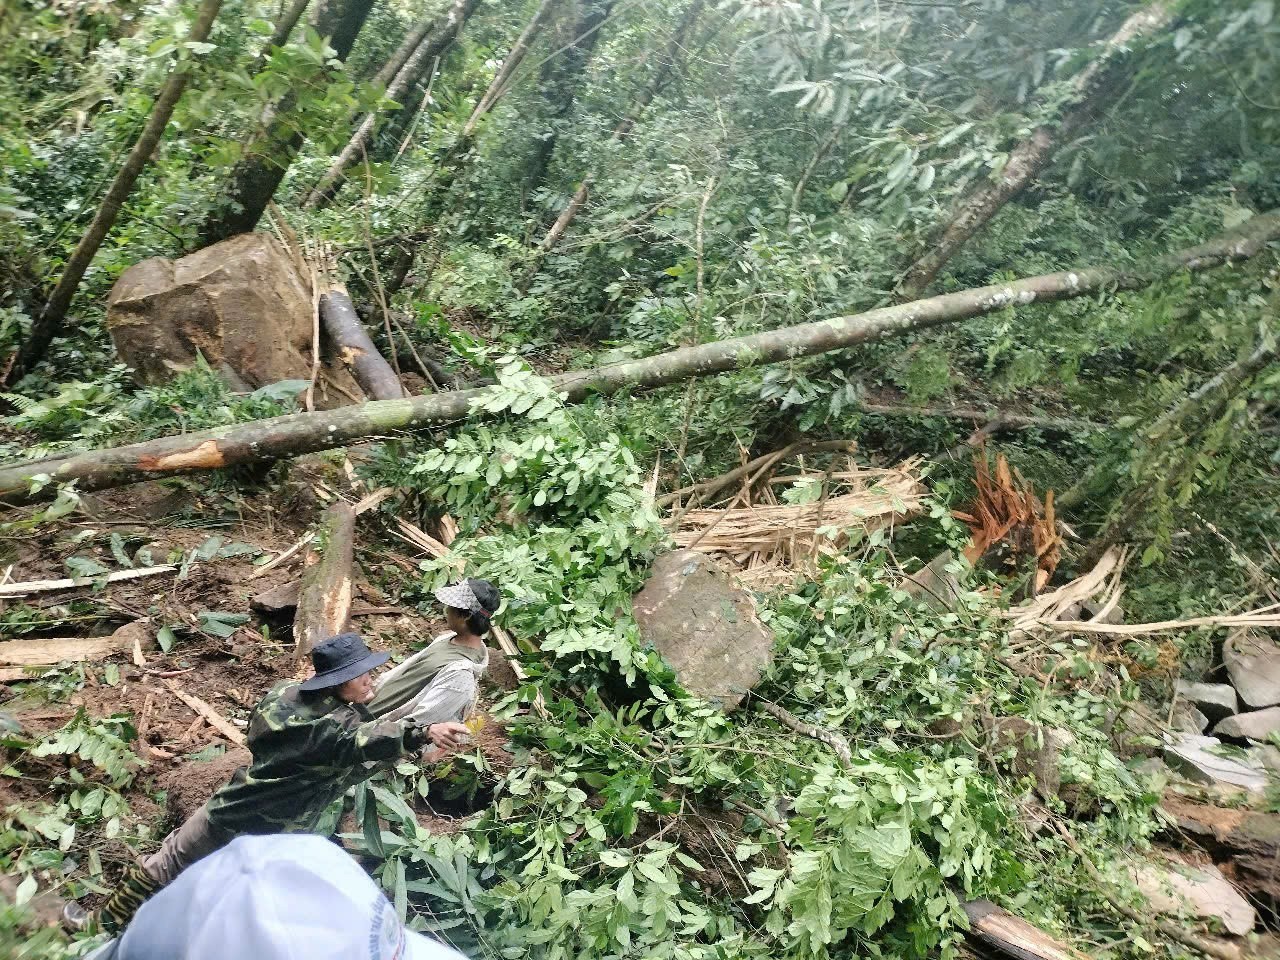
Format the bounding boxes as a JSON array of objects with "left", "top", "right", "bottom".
[
  {"left": 294, "top": 501, "right": 356, "bottom": 661},
  {"left": 0, "top": 210, "right": 1276, "bottom": 506},
  {"left": 320, "top": 287, "right": 405, "bottom": 400},
  {"left": 896, "top": 2, "right": 1173, "bottom": 300},
  {"left": 961, "top": 900, "right": 1086, "bottom": 960}
]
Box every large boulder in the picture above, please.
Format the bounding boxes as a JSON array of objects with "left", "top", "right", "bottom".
[
  {"left": 107, "top": 233, "right": 360, "bottom": 403},
  {"left": 1224, "top": 630, "right": 1280, "bottom": 709},
  {"left": 632, "top": 550, "right": 775, "bottom": 709}
]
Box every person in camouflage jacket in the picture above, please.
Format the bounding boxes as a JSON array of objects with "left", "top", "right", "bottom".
[{"left": 74, "top": 632, "right": 468, "bottom": 934}]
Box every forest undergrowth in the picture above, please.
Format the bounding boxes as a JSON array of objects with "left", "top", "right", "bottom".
[{"left": 2, "top": 0, "right": 1280, "bottom": 958}]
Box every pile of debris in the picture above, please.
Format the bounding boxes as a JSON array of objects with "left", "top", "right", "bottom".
[{"left": 661, "top": 442, "right": 925, "bottom": 587}]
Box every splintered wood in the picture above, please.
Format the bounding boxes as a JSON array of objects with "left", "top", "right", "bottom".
[
  {"left": 670, "top": 458, "right": 925, "bottom": 587},
  {"left": 957, "top": 449, "right": 1062, "bottom": 592}
]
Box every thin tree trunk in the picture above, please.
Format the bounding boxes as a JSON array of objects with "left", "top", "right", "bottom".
[
  {"left": 320, "top": 287, "right": 406, "bottom": 400},
  {"left": 304, "top": 0, "right": 478, "bottom": 208},
  {"left": 249, "top": 0, "right": 312, "bottom": 73},
  {"left": 463, "top": 0, "right": 560, "bottom": 138},
  {"left": 897, "top": 2, "right": 1172, "bottom": 300},
  {"left": 521, "top": 0, "right": 705, "bottom": 286},
  {"left": 294, "top": 502, "right": 355, "bottom": 661},
  {"left": 198, "top": 0, "right": 375, "bottom": 244},
  {"left": 789, "top": 118, "right": 849, "bottom": 224},
  {"left": 5, "top": 0, "right": 224, "bottom": 383},
  {"left": 522, "top": 0, "right": 615, "bottom": 198},
  {"left": 1, "top": 210, "right": 1275, "bottom": 505}
]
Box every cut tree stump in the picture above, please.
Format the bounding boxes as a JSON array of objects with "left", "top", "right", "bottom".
[
  {"left": 294, "top": 501, "right": 356, "bottom": 662},
  {"left": 319, "top": 286, "right": 405, "bottom": 401}
]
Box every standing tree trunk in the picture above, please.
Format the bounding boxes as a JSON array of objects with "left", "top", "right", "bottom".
[
  {"left": 4, "top": 0, "right": 224, "bottom": 384},
  {"left": 521, "top": 0, "right": 705, "bottom": 286},
  {"left": 896, "top": 2, "right": 1172, "bottom": 300},
  {"left": 1, "top": 209, "right": 1274, "bottom": 505},
  {"left": 463, "top": 0, "right": 560, "bottom": 138},
  {"left": 248, "top": 0, "right": 312, "bottom": 73},
  {"left": 304, "top": 0, "right": 479, "bottom": 208},
  {"left": 197, "top": 0, "right": 375, "bottom": 245},
  {"left": 522, "top": 0, "right": 615, "bottom": 199}
]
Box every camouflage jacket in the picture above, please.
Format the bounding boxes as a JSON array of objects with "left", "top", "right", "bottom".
[{"left": 204, "top": 682, "right": 422, "bottom": 835}]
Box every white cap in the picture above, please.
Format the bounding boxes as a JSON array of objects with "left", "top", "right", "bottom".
[{"left": 111, "top": 834, "right": 465, "bottom": 960}]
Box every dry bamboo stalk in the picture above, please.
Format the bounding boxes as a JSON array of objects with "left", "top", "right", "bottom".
[{"left": 0, "top": 564, "right": 177, "bottom": 598}]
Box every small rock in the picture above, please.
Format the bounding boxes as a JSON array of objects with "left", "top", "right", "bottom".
[
  {"left": 1173, "top": 702, "right": 1210, "bottom": 735},
  {"left": 1132, "top": 860, "right": 1256, "bottom": 936},
  {"left": 1177, "top": 681, "right": 1239, "bottom": 725},
  {"left": 1111, "top": 702, "right": 1164, "bottom": 757},
  {"left": 1252, "top": 744, "right": 1280, "bottom": 775},
  {"left": 1163, "top": 734, "right": 1269, "bottom": 791},
  {"left": 986, "top": 716, "right": 1081, "bottom": 808},
  {"left": 251, "top": 579, "right": 302, "bottom": 616},
  {"left": 1224, "top": 630, "right": 1280, "bottom": 709},
  {"left": 901, "top": 551, "right": 963, "bottom": 612},
  {"left": 1215, "top": 706, "right": 1280, "bottom": 744},
  {"left": 0, "top": 710, "right": 24, "bottom": 736},
  {"left": 1082, "top": 596, "right": 1124, "bottom": 625}
]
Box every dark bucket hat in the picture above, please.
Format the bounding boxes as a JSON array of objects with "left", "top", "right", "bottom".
[{"left": 299, "top": 632, "right": 390, "bottom": 691}]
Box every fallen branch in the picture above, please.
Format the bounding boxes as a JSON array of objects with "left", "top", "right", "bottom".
[
  {"left": 1048, "top": 607, "right": 1280, "bottom": 636},
  {"left": 0, "top": 564, "right": 177, "bottom": 599},
  {"left": 755, "top": 700, "right": 853, "bottom": 768},
  {"left": 163, "top": 678, "right": 247, "bottom": 747},
  {"left": 960, "top": 900, "right": 1087, "bottom": 960},
  {"left": 859, "top": 401, "right": 1105, "bottom": 434},
  {"left": 2, "top": 210, "right": 1277, "bottom": 506},
  {"left": 294, "top": 502, "right": 356, "bottom": 662},
  {"left": 248, "top": 533, "right": 315, "bottom": 580},
  {"left": 0, "top": 620, "right": 154, "bottom": 667},
  {"left": 1053, "top": 821, "right": 1239, "bottom": 960}
]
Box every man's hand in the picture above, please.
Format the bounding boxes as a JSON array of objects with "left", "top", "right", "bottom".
[{"left": 427, "top": 721, "right": 470, "bottom": 749}]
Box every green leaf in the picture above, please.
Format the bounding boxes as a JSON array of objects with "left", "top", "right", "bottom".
[
  {"left": 65, "top": 556, "right": 108, "bottom": 578},
  {"left": 198, "top": 610, "right": 250, "bottom": 638},
  {"left": 14, "top": 874, "right": 36, "bottom": 906},
  {"left": 157, "top": 626, "right": 178, "bottom": 653}
]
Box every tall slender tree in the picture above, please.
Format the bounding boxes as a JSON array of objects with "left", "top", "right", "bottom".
[
  {"left": 303, "top": 0, "right": 481, "bottom": 208},
  {"left": 521, "top": 0, "right": 706, "bottom": 285},
  {"left": 4, "top": 0, "right": 224, "bottom": 383},
  {"left": 247, "top": 0, "right": 313, "bottom": 73},
  {"left": 197, "top": 0, "right": 375, "bottom": 244},
  {"left": 521, "top": 0, "right": 615, "bottom": 200},
  {"left": 896, "top": 1, "right": 1172, "bottom": 300}
]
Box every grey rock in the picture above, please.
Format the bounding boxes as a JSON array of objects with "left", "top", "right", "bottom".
[
  {"left": 901, "top": 551, "right": 963, "bottom": 612},
  {"left": 1225, "top": 630, "right": 1280, "bottom": 709},
  {"left": 1163, "top": 734, "right": 1269, "bottom": 791},
  {"left": 1251, "top": 744, "right": 1280, "bottom": 775},
  {"left": 1082, "top": 596, "right": 1124, "bottom": 625},
  {"left": 633, "top": 550, "right": 775, "bottom": 710},
  {"left": 1173, "top": 702, "right": 1210, "bottom": 734},
  {"left": 0, "top": 710, "right": 24, "bottom": 736},
  {"left": 1111, "top": 702, "right": 1164, "bottom": 757},
  {"left": 1176, "top": 681, "right": 1239, "bottom": 725},
  {"left": 1132, "top": 860, "right": 1256, "bottom": 936},
  {"left": 250, "top": 579, "right": 302, "bottom": 616},
  {"left": 986, "top": 716, "right": 1082, "bottom": 808},
  {"left": 1214, "top": 706, "right": 1280, "bottom": 744}
]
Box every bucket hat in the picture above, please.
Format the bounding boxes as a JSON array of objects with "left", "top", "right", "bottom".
[
  {"left": 433, "top": 578, "right": 499, "bottom": 614},
  {"left": 298, "top": 632, "right": 390, "bottom": 692}
]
